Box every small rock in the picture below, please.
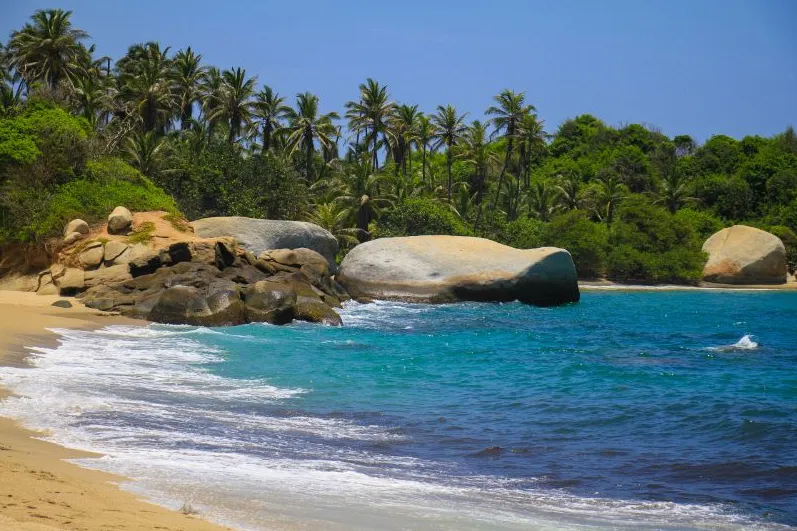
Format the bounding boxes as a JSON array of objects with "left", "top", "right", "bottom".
[
  {"left": 64, "top": 219, "right": 89, "bottom": 237},
  {"left": 51, "top": 300, "right": 73, "bottom": 308},
  {"left": 63, "top": 231, "right": 85, "bottom": 245},
  {"left": 107, "top": 206, "right": 133, "bottom": 234}
]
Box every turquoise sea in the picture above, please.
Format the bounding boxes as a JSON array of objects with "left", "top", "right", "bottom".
[{"left": 1, "top": 290, "right": 796, "bottom": 530}]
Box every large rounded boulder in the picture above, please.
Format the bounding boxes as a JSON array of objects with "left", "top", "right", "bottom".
[
  {"left": 107, "top": 206, "right": 133, "bottom": 234},
  {"left": 337, "top": 236, "right": 579, "bottom": 306},
  {"left": 702, "top": 225, "right": 787, "bottom": 284},
  {"left": 192, "top": 217, "right": 338, "bottom": 270}
]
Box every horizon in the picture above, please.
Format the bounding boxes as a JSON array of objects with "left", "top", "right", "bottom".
[{"left": 1, "top": 0, "right": 796, "bottom": 143}]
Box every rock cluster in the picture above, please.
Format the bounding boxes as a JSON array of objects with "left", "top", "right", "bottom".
[{"left": 80, "top": 242, "right": 347, "bottom": 326}]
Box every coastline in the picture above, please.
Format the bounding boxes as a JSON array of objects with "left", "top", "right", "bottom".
[
  {"left": 0, "top": 291, "right": 231, "bottom": 531},
  {"left": 579, "top": 279, "right": 797, "bottom": 291}
]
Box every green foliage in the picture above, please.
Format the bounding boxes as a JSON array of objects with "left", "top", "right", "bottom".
[
  {"left": 673, "top": 208, "right": 724, "bottom": 240},
  {"left": 0, "top": 119, "right": 40, "bottom": 166},
  {"left": 765, "top": 225, "right": 797, "bottom": 273},
  {"left": 605, "top": 196, "right": 706, "bottom": 283},
  {"left": 1, "top": 158, "right": 176, "bottom": 242},
  {"left": 543, "top": 210, "right": 608, "bottom": 278},
  {"left": 376, "top": 198, "right": 472, "bottom": 238},
  {"left": 501, "top": 217, "right": 545, "bottom": 249}
]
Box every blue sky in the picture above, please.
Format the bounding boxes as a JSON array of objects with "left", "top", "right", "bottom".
[{"left": 2, "top": 0, "right": 795, "bottom": 142}]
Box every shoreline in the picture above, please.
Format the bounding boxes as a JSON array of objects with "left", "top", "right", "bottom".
[
  {"left": 0, "top": 291, "right": 231, "bottom": 531},
  {"left": 578, "top": 279, "right": 797, "bottom": 291}
]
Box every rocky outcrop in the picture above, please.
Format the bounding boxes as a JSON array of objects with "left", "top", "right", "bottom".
[
  {"left": 107, "top": 206, "right": 133, "bottom": 234},
  {"left": 64, "top": 219, "right": 89, "bottom": 237},
  {"left": 80, "top": 247, "right": 345, "bottom": 326},
  {"left": 192, "top": 217, "right": 338, "bottom": 270},
  {"left": 338, "top": 236, "right": 579, "bottom": 306},
  {"left": 702, "top": 225, "right": 787, "bottom": 284}
]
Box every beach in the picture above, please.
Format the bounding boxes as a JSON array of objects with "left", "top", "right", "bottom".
[{"left": 0, "top": 291, "right": 229, "bottom": 531}]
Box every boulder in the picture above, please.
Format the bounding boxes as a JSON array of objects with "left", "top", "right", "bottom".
[
  {"left": 107, "top": 206, "right": 133, "bottom": 234},
  {"left": 702, "top": 225, "right": 787, "bottom": 284},
  {"left": 63, "top": 231, "right": 85, "bottom": 245},
  {"left": 64, "top": 219, "right": 89, "bottom": 237},
  {"left": 243, "top": 280, "right": 297, "bottom": 324},
  {"left": 338, "top": 236, "right": 580, "bottom": 306},
  {"left": 53, "top": 267, "right": 85, "bottom": 295},
  {"left": 84, "top": 264, "right": 133, "bottom": 288},
  {"left": 192, "top": 217, "right": 338, "bottom": 270},
  {"left": 148, "top": 285, "right": 245, "bottom": 327},
  {"left": 78, "top": 241, "right": 105, "bottom": 269},
  {"left": 103, "top": 241, "right": 129, "bottom": 263}
]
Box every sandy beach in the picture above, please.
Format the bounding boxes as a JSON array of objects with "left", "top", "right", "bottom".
[{"left": 0, "top": 291, "right": 230, "bottom": 531}]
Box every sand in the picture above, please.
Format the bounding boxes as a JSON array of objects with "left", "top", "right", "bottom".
[{"left": 0, "top": 291, "right": 230, "bottom": 531}]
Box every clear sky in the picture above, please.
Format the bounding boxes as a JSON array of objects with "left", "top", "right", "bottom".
[{"left": 2, "top": 0, "right": 796, "bottom": 142}]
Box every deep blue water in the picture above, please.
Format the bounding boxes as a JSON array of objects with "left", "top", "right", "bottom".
[{"left": 1, "top": 290, "right": 796, "bottom": 529}]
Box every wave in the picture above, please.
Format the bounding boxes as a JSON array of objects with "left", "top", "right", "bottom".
[
  {"left": 708, "top": 334, "right": 760, "bottom": 352},
  {"left": 0, "top": 324, "right": 791, "bottom": 530}
]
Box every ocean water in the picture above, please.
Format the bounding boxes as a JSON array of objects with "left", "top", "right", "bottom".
[{"left": 1, "top": 291, "right": 796, "bottom": 530}]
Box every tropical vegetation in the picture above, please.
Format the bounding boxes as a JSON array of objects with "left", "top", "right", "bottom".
[{"left": 2, "top": 9, "right": 797, "bottom": 282}]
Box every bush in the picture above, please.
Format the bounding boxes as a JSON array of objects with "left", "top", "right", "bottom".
[
  {"left": 606, "top": 196, "right": 706, "bottom": 283},
  {"left": 674, "top": 208, "right": 724, "bottom": 240},
  {"left": 543, "top": 210, "right": 608, "bottom": 278},
  {"left": 501, "top": 217, "right": 545, "bottom": 249},
  {"left": 1, "top": 158, "right": 178, "bottom": 242},
  {"left": 376, "top": 198, "right": 472, "bottom": 238}
]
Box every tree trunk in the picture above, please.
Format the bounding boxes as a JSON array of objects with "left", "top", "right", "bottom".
[{"left": 446, "top": 148, "right": 453, "bottom": 203}]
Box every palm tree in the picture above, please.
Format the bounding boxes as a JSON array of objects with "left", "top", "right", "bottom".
[
  {"left": 593, "top": 172, "right": 628, "bottom": 224},
  {"left": 171, "top": 47, "right": 204, "bottom": 130},
  {"left": 525, "top": 180, "right": 560, "bottom": 221},
  {"left": 209, "top": 67, "right": 256, "bottom": 144},
  {"left": 487, "top": 89, "right": 534, "bottom": 208},
  {"left": 328, "top": 156, "right": 395, "bottom": 240},
  {"left": 72, "top": 74, "right": 112, "bottom": 126},
  {"left": 431, "top": 104, "right": 468, "bottom": 202},
  {"left": 460, "top": 120, "right": 497, "bottom": 229},
  {"left": 8, "top": 9, "right": 88, "bottom": 90},
  {"left": 305, "top": 202, "right": 360, "bottom": 248},
  {"left": 284, "top": 92, "right": 339, "bottom": 181},
  {"left": 124, "top": 131, "right": 166, "bottom": 177},
  {"left": 117, "top": 42, "right": 174, "bottom": 133},
  {"left": 415, "top": 114, "right": 435, "bottom": 185},
  {"left": 199, "top": 66, "right": 223, "bottom": 132},
  {"left": 654, "top": 167, "right": 697, "bottom": 213},
  {"left": 555, "top": 172, "right": 586, "bottom": 211},
  {"left": 252, "top": 86, "right": 289, "bottom": 153},
  {"left": 345, "top": 78, "right": 394, "bottom": 169},
  {"left": 517, "top": 113, "right": 548, "bottom": 188},
  {"left": 389, "top": 104, "right": 420, "bottom": 176}
]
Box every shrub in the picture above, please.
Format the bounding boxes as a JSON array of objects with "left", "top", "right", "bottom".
[
  {"left": 543, "top": 210, "right": 608, "bottom": 278},
  {"left": 502, "top": 217, "right": 545, "bottom": 249},
  {"left": 376, "top": 198, "right": 472, "bottom": 238},
  {"left": 2, "top": 158, "right": 178, "bottom": 242},
  {"left": 673, "top": 208, "right": 724, "bottom": 240}
]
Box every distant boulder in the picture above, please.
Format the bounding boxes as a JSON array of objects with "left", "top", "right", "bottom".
[
  {"left": 702, "top": 225, "right": 787, "bottom": 284},
  {"left": 107, "top": 206, "right": 133, "bottom": 234},
  {"left": 191, "top": 217, "right": 338, "bottom": 270},
  {"left": 64, "top": 219, "right": 89, "bottom": 237},
  {"left": 338, "top": 235, "right": 580, "bottom": 306}
]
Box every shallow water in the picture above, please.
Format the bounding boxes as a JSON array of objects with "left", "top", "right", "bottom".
[{"left": 1, "top": 291, "right": 796, "bottom": 530}]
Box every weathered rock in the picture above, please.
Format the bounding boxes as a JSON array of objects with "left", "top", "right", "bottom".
[
  {"left": 79, "top": 241, "right": 105, "bottom": 269},
  {"left": 53, "top": 267, "right": 85, "bottom": 295},
  {"left": 36, "top": 272, "right": 58, "bottom": 295},
  {"left": 63, "top": 231, "right": 85, "bottom": 245},
  {"left": 103, "top": 241, "right": 129, "bottom": 263},
  {"left": 702, "top": 225, "right": 787, "bottom": 284},
  {"left": 259, "top": 248, "right": 339, "bottom": 299},
  {"left": 243, "top": 280, "right": 296, "bottom": 324},
  {"left": 192, "top": 217, "right": 338, "bottom": 270},
  {"left": 52, "top": 300, "right": 72, "bottom": 308},
  {"left": 107, "top": 206, "right": 133, "bottom": 234},
  {"left": 84, "top": 264, "right": 133, "bottom": 288},
  {"left": 64, "top": 219, "right": 89, "bottom": 237},
  {"left": 295, "top": 299, "right": 343, "bottom": 326},
  {"left": 338, "top": 236, "right": 580, "bottom": 306},
  {"left": 127, "top": 244, "right": 162, "bottom": 277}
]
